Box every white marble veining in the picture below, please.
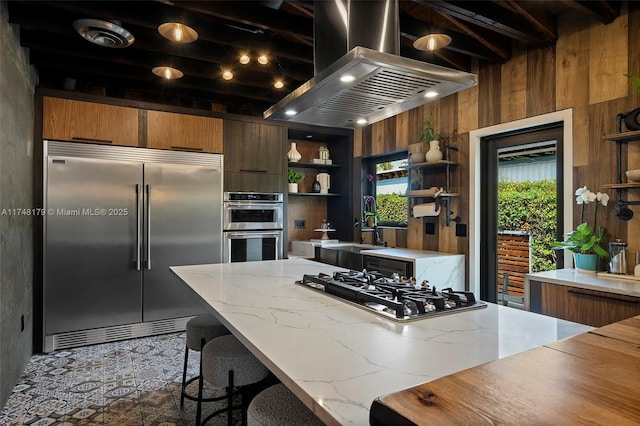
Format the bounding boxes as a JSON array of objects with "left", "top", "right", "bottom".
[
  {"left": 525, "top": 269, "right": 640, "bottom": 298},
  {"left": 171, "top": 259, "right": 593, "bottom": 426}
]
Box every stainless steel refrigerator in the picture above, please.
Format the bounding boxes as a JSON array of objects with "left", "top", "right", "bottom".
[{"left": 43, "top": 141, "right": 223, "bottom": 352}]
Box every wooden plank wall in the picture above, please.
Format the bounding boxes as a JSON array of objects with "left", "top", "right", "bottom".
[{"left": 354, "top": 2, "right": 640, "bottom": 273}]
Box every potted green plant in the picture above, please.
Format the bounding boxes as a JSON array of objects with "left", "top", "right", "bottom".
[
  {"left": 552, "top": 186, "right": 610, "bottom": 272},
  {"left": 420, "top": 114, "right": 443, "bottom": 162},
  {"left": 287, "top": 168, "right": 304, "bottom": 193}
]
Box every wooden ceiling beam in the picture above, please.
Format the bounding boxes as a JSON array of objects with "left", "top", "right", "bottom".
[
  {"left": 23, "top": 1, "right": 314, "bottom": 64},
  {"left": 8, "top": 3, "right": 314, "bottom": 79},
  {"left": 434, "top": 11, "right": 511, "bottom": 60},
  {"left": 411, "top": 0, "right": 551, "bottom": 44},
  {"left": 282, "top": 1, "right": 314, "bottom": 19},
  {"left": 37, "top": 68, "right": 271, "bottom": 114},
  {"left": 29, "top": 51, "right": 284, "bottom": 104},
  {"left": 20, "top": 30, "right": 306, "bottom": 91},
  {"left": 500, "top": 0, "right": 557, "bottom": 41},
  {"left": 559, "top": 0, "right": 621, "bottom": 24},
  {"left": 168, "top": 0, "right": 313, "bottom": 44}
]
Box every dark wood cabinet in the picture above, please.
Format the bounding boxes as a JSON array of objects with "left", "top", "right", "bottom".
[
  {"left": 534, "top": 281, "right": 640, "bottom": 327},
  {"left": 146, "top": 110, "right": 223, "bottom": 153},
  {"left": 223, "top": 120, "right": 286, "bottom": 192},
  {"left": 43, "top": 97, "right": 139, "bottom": 146}
]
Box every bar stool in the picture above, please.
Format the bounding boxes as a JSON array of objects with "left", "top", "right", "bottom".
[
  {"left": 181, "top": 314, "right": 230, "bottom": 407},
  {"left": 198, "top": 334, "right": 270, "bottom": 426},
  {"left": 247, "top": 383, "right": 324, "bottom": 426}
]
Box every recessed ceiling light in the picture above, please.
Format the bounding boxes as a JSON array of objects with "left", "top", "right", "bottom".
[
  {"left": 239, "top": 54, "right": 250, "bottom": 65},
  {"left": 274, "top": 80, "right": 284, "bottom": 89},
  {"left": 152, "top": 66, "right": 183, "bottom": 80},
  {"left": 285, "top": 109, "right": 297, "bottom": 116},
  {"left": 158, "top": 22, "right": 198, "bottom": 43},
  {"left": 356, "top": 118, "right": 368, "bottom": 125},
  {"left": 425, "top": 91, "right": 439, "bottom": 98},
  {"left": 257, "top": 54, "right": 269, "bottom": 65},
  {"left": 306, "top": 135, "right": 313, "bottom": 138},
  {"left": 222, "top": 70, "right": 234, "bottom": 80},
  {"left": 340, "top": 74, "right": 355, "bottom": 82}
]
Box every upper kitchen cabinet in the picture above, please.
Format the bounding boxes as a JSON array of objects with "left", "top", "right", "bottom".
[
  {"left": 146, "top": 110, "right": 223, "bottom": 153},
  {"left": 223, "top": 120, "right": 286, "bottom": 192},
  {"left": 42, "top": 97, "right": 139, "bottom": 147}
]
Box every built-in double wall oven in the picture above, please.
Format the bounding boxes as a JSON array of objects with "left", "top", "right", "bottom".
[{"left": 223, "top": 192, "right": 284, "bottom": 262}]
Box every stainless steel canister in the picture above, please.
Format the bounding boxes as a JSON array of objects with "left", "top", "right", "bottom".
[{"left": 608, "top": 239, "right": 628, "bottom": 274}]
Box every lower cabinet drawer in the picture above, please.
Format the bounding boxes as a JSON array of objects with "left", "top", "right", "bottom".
[
  {"left": 363, "top": 256, "right": 412, "bottom": 278},
  {"left": 533, "top": 281, "right": 640, "bottom": 327}
]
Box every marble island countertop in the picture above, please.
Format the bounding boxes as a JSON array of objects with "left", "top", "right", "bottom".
[
  {"left": 357, "top": 247, "right": 461, "bottom": 261},
  {"left": 172, "top": 259, "right": 593, "bottom": 425}
]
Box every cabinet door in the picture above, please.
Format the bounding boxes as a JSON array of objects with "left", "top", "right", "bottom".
[
  {"left": 146, "top": 110, "right": 223, "bottom": 153},
  {"left": 565, "top": 287, "right": 640, "bottom": 327},
  {"left": 539, "top": 282, "right": 570, "bottom": 319},
  {"left": 540, "top": 282, "right": 640, "bottom": 327},
  {"left": 224, "top": 120, "right": 285, "bottom": 174},
  {"left": 43, "top": 97, "right": 139, "bottom": 146}
]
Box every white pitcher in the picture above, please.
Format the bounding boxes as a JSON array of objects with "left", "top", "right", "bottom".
[
  {"left": 425, "top": 140, "right": 443, "bottom": 162},
  {"left": 317, "top": 173, "right": 330, "bottom": 194}
]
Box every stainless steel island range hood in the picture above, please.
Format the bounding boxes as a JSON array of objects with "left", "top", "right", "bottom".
[{"left": 264, "top": 1, "right": 477, "bottom": 129}]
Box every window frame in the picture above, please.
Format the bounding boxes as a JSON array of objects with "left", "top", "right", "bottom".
[{"left": 362, "top": 151, "right": 409, "bottom": 228}]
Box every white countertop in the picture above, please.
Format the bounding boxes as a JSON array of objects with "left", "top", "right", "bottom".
[
  {"left": 172, "top": 259, "right": 593, "bottom": 425},
  {"left": 525, "top": 269, "right": 640, "bottom": 297},
  {"left": 359, "top": 247, "right": 461, "bottom": 262}
]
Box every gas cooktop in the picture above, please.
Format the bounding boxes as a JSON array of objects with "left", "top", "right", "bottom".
[{"left": 297, "top": 270, "right": 486, "bottom": 322}]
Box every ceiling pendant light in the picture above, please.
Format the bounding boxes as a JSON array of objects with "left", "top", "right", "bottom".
[
  {"left": 222, "top": 70, "right": 234, "bottom": 80},
  {"left": 152, "top": 66, "right": 184, "bottom": 80},
  {"left": 239, "top": 54, "right": 251, "bottom": 65},
  {"left": 257, "top": 54, "right": 269, "bottom": 65},
  {"left": 413, "top": 33, "right": 452, "bottom": 52},
  {"left": 158, "top": 22, "right": 198, "bottom": 43}
]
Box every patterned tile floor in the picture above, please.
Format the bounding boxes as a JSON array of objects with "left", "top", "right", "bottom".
[{"left": 0, "top": 332, "right": 238, "bottom": 425}]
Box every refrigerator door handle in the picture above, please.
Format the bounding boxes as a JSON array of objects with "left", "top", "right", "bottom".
[
  {"left": 146, "top": 183, "right": 151, "bottom": 270},
  {"left": 135, "top": 184, "right": 141, "bottom": 271}
]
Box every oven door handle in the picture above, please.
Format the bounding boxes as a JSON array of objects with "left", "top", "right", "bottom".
[
  {"left": 225, "top": 202, "right": 283, "bottom": 209},
  {"left": 226, "top": 231, "right": 282, "bottom": 239}
]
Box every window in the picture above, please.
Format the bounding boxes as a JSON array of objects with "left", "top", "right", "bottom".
[{"left": 363, "top": 152, "right": 409, "bottom": 227}]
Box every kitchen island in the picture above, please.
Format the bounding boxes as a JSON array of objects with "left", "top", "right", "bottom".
[{"left": 171, "top": 259, "right": 592, "bottom": 425}]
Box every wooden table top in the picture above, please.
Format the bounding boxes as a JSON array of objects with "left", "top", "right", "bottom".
[{"left": 370, "top": 315, "right": 640, "bottom": 425}]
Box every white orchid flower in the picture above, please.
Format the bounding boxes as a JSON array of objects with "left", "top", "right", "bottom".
[
  {"left": 575, "top": 186, "right": 588, "bottom": 196},
  {"left": 578, "top": 189, "right": 594, "bottom": 204},
  {"left": 597, "top": 192, "right": 609, "bottom": 206},
  {"left": 576, "top": 196, "right": 584, "bottom": 205}
]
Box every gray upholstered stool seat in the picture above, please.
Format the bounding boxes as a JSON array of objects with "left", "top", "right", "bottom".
[
  {"left": 181, "top": 314, "right": 230, "bottom": 408},
  {"left": 247, "top": 383, "right": 324, "bottom": 426},
  {"left": 197, "top": 335, "right": 270, "bottom": 425},
  {"left": 186, "top": 314, "right": 229, "bottom": 350}
]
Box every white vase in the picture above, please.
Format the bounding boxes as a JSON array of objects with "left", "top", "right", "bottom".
[
  {"left": 287, "top": 142, "right": 302, "bottom": 162},
  {"left": 288, "top": 182, "right": 298, "bottom": 193},
  {"left": 425, "top": 140, "right": 443, "bottom": 162}
]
